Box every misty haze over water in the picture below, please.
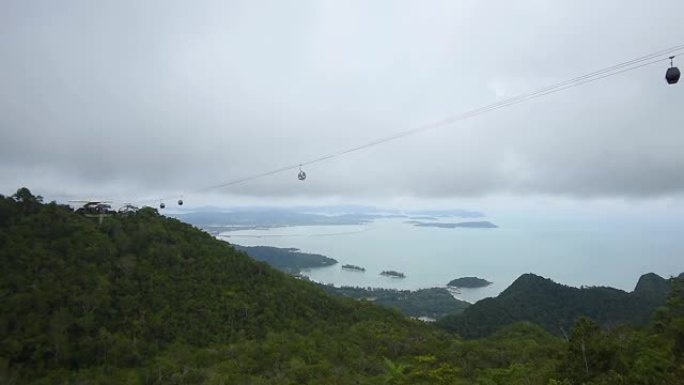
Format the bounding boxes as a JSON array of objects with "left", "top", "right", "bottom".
[{"left": 224, "top": 213, "right": 684, "bottom": 303}]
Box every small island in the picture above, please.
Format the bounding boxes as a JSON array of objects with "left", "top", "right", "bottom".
[
  {"left": 409, "top": 221, "right": 498, "bottom": 229},
  {"left": 447, "top": 276, "right": 492, "bottom": 288},
  {"left": 381, "top": 270, "right": 406, "bottom": 278},
  {"left": 342, "top": 264, "right": 366, "bottom": 272},
  {"left": 408, "top": 216, "right": 438, "bottom": 220}
]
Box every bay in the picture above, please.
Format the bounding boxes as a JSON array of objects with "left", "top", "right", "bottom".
[{"left": 221, "top": 213, "right": 684, "bottom": 303}]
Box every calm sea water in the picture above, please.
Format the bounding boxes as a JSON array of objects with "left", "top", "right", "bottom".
[{"left": 221, "top": 213, "right": 684, "bottom": 303}]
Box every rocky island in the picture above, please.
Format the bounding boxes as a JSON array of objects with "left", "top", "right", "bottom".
[
  {"left": 447, "top": 276, "right": 492, "bottom": 288},
  {"left": 381, "top": 270, "right": 406, "bottom": 278},
  {"left": 342, "top": 264, "right": 365, "bottom": 272}
]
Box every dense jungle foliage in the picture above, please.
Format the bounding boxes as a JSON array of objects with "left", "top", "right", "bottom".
[
  {"left": 438, "top": 272, "right": 672, "bottom": 339},
  {"left": 1, "top": 188, "right": 683, "bottom": 384},
  {"left": 317, "top": 285, "right": 470, "bottom": 320}
]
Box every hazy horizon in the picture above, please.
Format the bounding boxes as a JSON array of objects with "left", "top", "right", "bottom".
[{"left": 225, "top": 214, "right": 684, "bottom": 303}]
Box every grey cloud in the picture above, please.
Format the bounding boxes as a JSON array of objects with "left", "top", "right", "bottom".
[{"left": 1, "top": 0, "right": 683, "bottom": 203}]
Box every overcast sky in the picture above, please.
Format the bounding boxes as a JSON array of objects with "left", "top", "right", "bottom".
[{"left": 1, "top": 0, "right": 683, "bottom": 208}]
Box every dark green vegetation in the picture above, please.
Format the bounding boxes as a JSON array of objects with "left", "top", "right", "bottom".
[
  {"left": 380, "top": 270, "right": 406, "bottom": 278},
  {"left": 342, "top": 264, "right": 365, "bottom": 272},
  {"left": 447, "top": 276, "right": 493, "bottom": 288},
  {"left": 2, "top": 188, "right": 684, "bottom": 384},
  {"left": 439, "top": 273, "right": 673, "bottom": 339},
  {"left": 317, "top": 286, "right": 470, "bottom": 320},
  {"left": 0, "top": 189, "right": 447, "bottom": 384},
  {"left": 232, "top": 245, "right": 337, "bottom": 273},
  {"left": 406, "top": 220, "right": 498, "bottom": 229}
]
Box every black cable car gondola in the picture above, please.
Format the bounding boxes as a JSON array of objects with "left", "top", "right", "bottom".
[
  {"left": 159, "top": 202, "right": 166, "bottom": 209},
  {"left": 666, "top": 56, "right": 680, "bottom": 85},
  {"left": 297, "top": 165, "right": 306, "bottom": 181},
  {"left": 177, "top": 199, "right": 183, "bottom": 206}
]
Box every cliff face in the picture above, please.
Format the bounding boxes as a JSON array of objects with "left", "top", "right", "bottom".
[{"left": 634, "top": 272, "right": 670, "bottom": 298}]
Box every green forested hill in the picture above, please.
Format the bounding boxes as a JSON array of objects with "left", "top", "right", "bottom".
[
  {"left": 2, "top": 188, "right": 684, "bottom": 384},
  {"left": 317, "top": 285, "right": 470, "bottom": 320},
  {"left": 438, "top": 272, "right": 672, "bottom": 339},
  {"left": 0, "top": 189, "right": 454, "bottom": 384}
]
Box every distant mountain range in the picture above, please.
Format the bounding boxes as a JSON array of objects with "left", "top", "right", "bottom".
[
  {"left": 172, "top": 210, "right": 380, "bottom": 230},
  {"left": 438, "top": 272, "right": 679, "bottom": 338},
  {"left": 171, "top": 206, "right": 485, "bottom": 231},
  {"left": 178, "top": 205, "right": 484, "bottom": 217},
  {"left": 406, "top": 220, "right": 498, "bottom": 229}
]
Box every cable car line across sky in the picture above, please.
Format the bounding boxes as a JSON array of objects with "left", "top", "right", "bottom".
[{"left": 142, "top": 44, "right": 683, "bottom": 208}]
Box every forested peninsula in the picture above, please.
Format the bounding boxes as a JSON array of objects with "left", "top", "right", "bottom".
[{"left": 231, "top": 244, "right": 337, "bottom": 273}]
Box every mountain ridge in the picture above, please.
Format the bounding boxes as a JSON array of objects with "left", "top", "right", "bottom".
[
  {"left": 0, "top": 189, "right": 450, "bottom": 383},
  {"left": 438, "top": 272, "right": 675, "bottom": 338}
]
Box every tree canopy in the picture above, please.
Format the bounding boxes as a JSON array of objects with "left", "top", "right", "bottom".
[{"left": 1, "top": 188, "right": 683, "bottom": 384}]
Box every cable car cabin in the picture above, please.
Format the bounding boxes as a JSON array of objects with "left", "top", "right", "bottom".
[
  {"left": 159, "top": 202, "right": 166, "bottom": 209},
  {"left": 298, "top": 170, "right": 306, "bottom": 181},
  {"left": 666, "top": 56, "right": 680, "bottom": 85},
  {"left": 178, "top": 199, "right": 183, "bottom": 206},
  {"left": 666, "top": 66, "right": 680, "bottom": 85}
]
